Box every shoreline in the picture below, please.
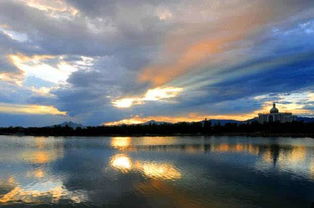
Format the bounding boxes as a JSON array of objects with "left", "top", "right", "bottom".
[{"left": 1, "top": 132, "right": 313, "bottom": 138}]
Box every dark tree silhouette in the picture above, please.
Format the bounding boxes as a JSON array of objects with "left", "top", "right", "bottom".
[{"left": 0, "top": 121, "right": 314, "bottom": 137}]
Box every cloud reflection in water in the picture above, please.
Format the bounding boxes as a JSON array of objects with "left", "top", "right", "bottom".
[
  {"left": 1, "top": 136, "right": 314, "bottom": 207},
  {"left": 109, "top": 136, "right": 314, "bottom": 181},
  {"left": 0, "top": 136, "right": 87, "bottom": 205},
  {"left": 109, "top": 154, "right": 182, "bottom": 180}
]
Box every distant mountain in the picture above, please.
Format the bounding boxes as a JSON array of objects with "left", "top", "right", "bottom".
[
  {"left": 141, "top": 119, "right": 243, "bottom": 126},
  {"left": 53, "top": 121, "right": 84, "bottom": 129},
  {"left": 244, "top": 116, "right": 314, "bottom": 124},
  {"left": 52, "top": 117, "right": 314, "bottom": 129},
  {"left": 206, "top": 119, "right": 243, "bottom": 125},
  {"left": 141, "top": 120, "right": 171, "bottom": 125},
  {"left": 296, "top": 117, "right": 314, "bottom": 123},
  {"left": 245, "top": 117, "right": 258, "bottom": 123}
]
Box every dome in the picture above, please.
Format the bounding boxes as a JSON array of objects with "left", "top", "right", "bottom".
[{"left": 270, "top": 103, "right": 279, "bottom": 114}]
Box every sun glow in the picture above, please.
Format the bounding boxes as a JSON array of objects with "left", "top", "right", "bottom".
[
  {"left": 8, "top": 53, "right": 78, "bottom": 84},
  {"left": 104, "top": 112, "right": 253, "bottom": 126},
  {"left": 0, "top": 103, "right": 66, "bottom": 115},
  {"left": 30, "top": 86, "right": 55, "bottom": 97},
  {"left": 144, "top": 87, "right": 183, "bottom": 101},
  {"left": 112, "top": 98, "right": 140, "bottom": 108},
  {"left": 112, "top": 87, "right": 183, "bottom": 108}
]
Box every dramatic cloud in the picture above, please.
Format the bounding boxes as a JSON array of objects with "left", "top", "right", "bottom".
[
  {"left": 0, "top": 103, "right": 66, "bottom": 115},
  {"left": 0, "top": 0, "right": 314, "bottom": 126},
  {"left": 112, "top": 87, "right": 183, "bottom": 108}
]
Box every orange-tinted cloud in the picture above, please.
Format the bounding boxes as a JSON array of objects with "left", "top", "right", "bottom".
[
  {"left": 138, "top": 0, "right": 304, "bottom": 86},
  {"left": 0, "top": 103, "right": 66, "bottom": 115},
  {"left": 0, "top": 71, "right": 24, "bottom": 85}
]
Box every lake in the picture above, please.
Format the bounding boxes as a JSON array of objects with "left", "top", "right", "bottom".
[{"left": 0, "top": 136, "right": 313, "bottom": 208}]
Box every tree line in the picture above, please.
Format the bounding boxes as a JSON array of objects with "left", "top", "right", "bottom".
[{"left": 1, "top": 121, "right": 314, "bottom": 137}]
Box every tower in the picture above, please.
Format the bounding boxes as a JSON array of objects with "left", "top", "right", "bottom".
[{"left": 270, "top": 103, "right": 279, "bottom": 114}]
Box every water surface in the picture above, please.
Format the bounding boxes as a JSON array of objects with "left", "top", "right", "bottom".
[{"left": 0, "top": 136, "right": 314, "bottom": 208}]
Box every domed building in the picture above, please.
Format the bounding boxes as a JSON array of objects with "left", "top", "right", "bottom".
[
  {"left": 270, "top": 103, "right": 279, "bottom": 114},
  {"left": 258, "top": 103, "right": 296, "bottom": 124}
]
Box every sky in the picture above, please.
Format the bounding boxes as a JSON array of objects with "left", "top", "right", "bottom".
[{"left": 0, "top": 0, "right": 314, "bottom": 126}]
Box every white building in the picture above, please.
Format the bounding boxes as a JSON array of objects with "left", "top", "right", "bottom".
[{"left": 258, "top": 103, "right": 296, "bottom": 124}]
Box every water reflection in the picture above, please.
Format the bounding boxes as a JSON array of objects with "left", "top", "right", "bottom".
[
  {"left": 138, "top": 162, "right": 181, "bottom": 180},
  {"left": 110, "top": 154, "right": 181, "bottom": 180},
  {"left": 0, "top": 136, "right": 87, "bottom": 205},
  {"left": 211, "top": 143, "right": 260, "bottom": 155},
  {"left": 311, "top": 162, "right": 314, "bottom": 179},
  {"left": 108, "top": 137, "right": 314, "bottom": 180},
  {"left": 0, "top": 136, "right": 314, "bottom": 207},
  {"left": 256, "top": 144, "right": 314, "bottom": 179},
  {"left": 20, "top": 137, "right": 64, "bottom": 164},
  {"left": 111, "top": 137, "right": 131, "bottom": 150},
  {"left": 110, "top": 154, "right": 132, "bottom": 172},
  {"left": 0, "top": 177, "right": 87, "bottom": 204},
  {"left": 136, "top": 180, "right": 204, "bottom": 208}
]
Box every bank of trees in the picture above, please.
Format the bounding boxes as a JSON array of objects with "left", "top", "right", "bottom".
[{"left": 0, "top": 121, "right": 314, "bottom": 137}]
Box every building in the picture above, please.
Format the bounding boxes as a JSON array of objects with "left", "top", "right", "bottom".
[{"left": 258, "top": 103, "right": 296, "bottom": 124}]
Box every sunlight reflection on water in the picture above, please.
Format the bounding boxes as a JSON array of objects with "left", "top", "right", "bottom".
[
  {"left": 110, "top": 153, "right": 181, "bottom": 180},
  {"left": 0, "top": 136, "right": 314, "bottom": 207}
]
